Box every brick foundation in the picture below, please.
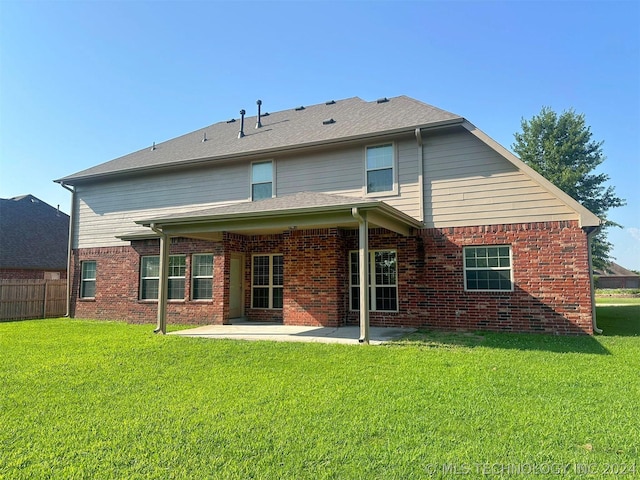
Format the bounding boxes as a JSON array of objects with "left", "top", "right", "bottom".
[{"left": 70, "top": 221, "right": 594, "bottom": 334}]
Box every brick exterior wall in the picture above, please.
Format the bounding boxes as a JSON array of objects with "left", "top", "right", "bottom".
[{"left": 70, "top": 220, "right": 594, "bottom": 335}]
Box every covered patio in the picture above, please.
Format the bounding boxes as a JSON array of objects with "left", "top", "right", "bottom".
[{"left": 136, "top": 192, "right": 422, "bottom": 343}]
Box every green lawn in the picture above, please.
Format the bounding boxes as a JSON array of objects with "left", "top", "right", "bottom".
[{"left": 1, "top": 313, "right": 639, "bottom": 479}]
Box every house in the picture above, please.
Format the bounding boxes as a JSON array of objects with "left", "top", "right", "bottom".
[
  {"left": 595, "top": 262, "right": 640, "bottom": 289},
  {"left": 55, "top": 96, "right": 601, "bottom": 337},
  {"left": 0, "top": 195, "right": 69, "bottom": 280}
]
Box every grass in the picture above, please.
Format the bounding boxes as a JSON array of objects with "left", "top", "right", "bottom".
[
  {"left": 1, "top": 311, "right": 639, "bottom": 479},
  {"left": 596, "top": 296, "right": 640, "bottom": 305}
]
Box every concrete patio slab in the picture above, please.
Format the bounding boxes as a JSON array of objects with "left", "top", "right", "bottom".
[{"left": 168, "top": 321, "right": 415, "bottom": 345}]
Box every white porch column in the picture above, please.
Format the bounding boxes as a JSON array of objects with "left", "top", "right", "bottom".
[
  {"left": 154, "top": 228, "right": 170, "bottom": 334},
  {"left": 352, "top": 208, "right": 370, "bottom": 344}
]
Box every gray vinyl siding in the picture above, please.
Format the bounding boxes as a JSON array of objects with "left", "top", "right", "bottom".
[
  {"left": 74, "top": 163, "right": 248, "bottom": 248},
  {"left": 74, "top": 138, "right": 422, "bottom": 248},
  {"left": 73, "top": 128, "right": 576, "bottom": 248},
  {"left": 423, "top": 130, "right": 577, "bottom": 227},
  {"left": 276, "top": 138, "right": 421, "bottom": 218}
]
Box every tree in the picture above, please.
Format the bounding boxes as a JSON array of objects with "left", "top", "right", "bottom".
[{"left": 512, "top": 107, "right": 625, "bottom": 271}]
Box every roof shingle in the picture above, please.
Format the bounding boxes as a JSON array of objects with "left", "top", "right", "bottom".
[{"left": 57, "top": 96, "right": 462, "bottom": 183}]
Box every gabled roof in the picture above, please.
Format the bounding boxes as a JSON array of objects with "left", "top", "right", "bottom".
[
  {"left": 56, "top": 96, "right": 463, "bottom": 183},
  {"left": 0, "top": 195, "right": 69, "bottom": 270}
]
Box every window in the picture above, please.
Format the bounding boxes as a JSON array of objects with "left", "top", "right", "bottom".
[
  {"left": 349, "top": 250, "right": 398, "bottom": 311},
  {"left": 464, "top": 246, "right": 513, "bottom": 291},
  {"left": 80, "top": 261, "right": 96, "bottom": 298},
  {"left": 192, "top": 254, "right": 214, "bottom": 300},
  {"left": 140, "top": 256, "right": 159, "bottom": 300},
  {"left": 140, "top": 255, "right": 186, "bottom": 300},
  {"left": 168, "top": 255, "right": 186, "bottom": 300},
  {"left": 252, "top": 254, "right": 283, "bottom": 309},
  {"left": 366, "top": 144, "right": 394, "bottom": 194},
  {"left": 251, "top": 161, "right": 273, "bottom": 201}
]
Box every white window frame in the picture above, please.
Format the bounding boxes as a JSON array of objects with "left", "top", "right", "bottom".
[
  {"left": 250, "top": 160, "right": 276, "bottom": 201},
  {"left": 139, "top": 255, "right": 186, "bottom": 301},
  {"left": 463, "top": 245, "right": 514, "bottom": 292},
  {"left": 191, "top": 253, "right": 214, "bottom": 301},
  {"left": 80, "top": 260, "right": 96, "bottom": 299},
  {"left": 167, "top": 255, "right": 186, "bottom": 300},
  {"left": 251, "top": 253, "right": 283, "bottom": 309},
  {"left": 364, "top": 143, "right": 398, "bottom": 196},
  {"left": 349, "top": 249, "right": 398, "bottom": 312},
  {"left": 140, "top": 256, "right": 160, "bottom": 300}
]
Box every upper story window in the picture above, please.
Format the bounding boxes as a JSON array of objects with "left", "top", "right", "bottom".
[
  {"left": 366, "top": 144, "right": 395, "bottom": 194},
  {"left": 80, "top": 261, "right": 96, "bottom": 298},
  {"left": 463, "top": 246, "right": 513, "bottom": 291},
  {"left": 251, "top": 161, "right": 274, "bottom": 201}
]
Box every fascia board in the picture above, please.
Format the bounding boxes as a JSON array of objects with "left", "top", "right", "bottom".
[{"left": 461, "top": 121, "right": 601, "bottom": 228}]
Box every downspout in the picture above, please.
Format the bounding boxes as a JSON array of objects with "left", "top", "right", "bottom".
[
  {"left": 351, "top": 208, "right": 370, "bottom": 344},
  {"left": 586, "top": 227, "right": 602, "bottom": 334},
  {"left": 60, "top": 183, "right": 75, "bottom": 317},
  {"left": 415, "top": 128, "right": 424, "bottom": 222},
  {"left": 150, "top": 223, "right": 170, "bottom": 334}
]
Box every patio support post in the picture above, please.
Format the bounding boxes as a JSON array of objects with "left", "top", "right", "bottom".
[
  {"left": 152, "top": 224, "right": 170, "bottom": 334},
  {"left": 352, "top": 208, "right": 370, "bottom": 344}
]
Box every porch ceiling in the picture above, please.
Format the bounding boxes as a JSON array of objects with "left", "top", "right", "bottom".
[{"left": 136, "top": 192, "right": 422, "bottom": 237}]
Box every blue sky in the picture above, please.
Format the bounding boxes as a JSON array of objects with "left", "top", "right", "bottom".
[{"left": 1, "top": 1, "right": 638, "bottom": 269}]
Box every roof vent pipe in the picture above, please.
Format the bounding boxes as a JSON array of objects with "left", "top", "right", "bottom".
[
  {"left": 256, "top": 100, "right": 262, "bottom": 129},
  {"left": 202, "top": 132, "right": 207, "bottom": 142},
  {"left": 151, "top": 141, "right": 156, "bottom": 151},
  {"left": 238, "top": 109, "right": 246, "bottom": 138}
]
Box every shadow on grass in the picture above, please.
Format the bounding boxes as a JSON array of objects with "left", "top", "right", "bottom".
[
  {"left": 596, "top": 305, "right": 640, "bottom": 337},
  {"left": 390, "top": 329, "right": 611, "bottom": 355}
]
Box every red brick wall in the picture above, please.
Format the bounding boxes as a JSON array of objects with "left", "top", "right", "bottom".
[
  {"left": 71, "top": 238, "right": 224, "bottom": 325},
  {"left": 344, "top": 221, "right": 593, "bottom": 334},
  {"left": 282, "top": 228, "right": 345, "bottom": 327},
  {"left": 70, "top": 221, "right": 594, "bottom": 335}
]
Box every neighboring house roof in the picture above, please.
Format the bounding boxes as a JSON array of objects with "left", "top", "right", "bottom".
[
  {"left": 0, "top": 195, "right": 70, "bottom": 270},
  {"left": 55, "top": 96, "right": 463, "bottom": 183},
  {"left": 594, "top": 262, "right": 639, "bottom": 278}
]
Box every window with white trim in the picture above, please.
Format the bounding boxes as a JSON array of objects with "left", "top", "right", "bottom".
[
  {"left": 140, "top": 255, "right": 186, "bottom": 300},
  {"left": 251, "top": 161, "right": 273, "bottom": 201},
  {"left": 252, "top": 254, "right": 283, "bottom": 309},
  {"left": 463, "top": 246, "right": 513, "bottom": 291},
  {"left": 168, "top": 255, "right": 186, "bottom": 300},
  {"left": 80, "top": 261, "right": 96, "bottom": 298},
  {"left": 366, "top": 144, "right": 395, "bottom": 194},
  {"left": 349, "top": 250, "right": 398, "bottom": 311},
  {"left": 192, "top": 254, "right": 214, "bottom": 300}
]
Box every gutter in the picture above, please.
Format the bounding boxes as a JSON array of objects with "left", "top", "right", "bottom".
[
  {"left": 59, "top": 183, "right": 75, "bottom": 317},
  {"left": 415, "top": 128, "right": 424, "bottom": 222}
]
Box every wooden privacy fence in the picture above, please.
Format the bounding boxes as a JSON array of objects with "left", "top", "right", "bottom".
[{"left": 0, "top": 279, "right": 67, "bottom": 321}]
